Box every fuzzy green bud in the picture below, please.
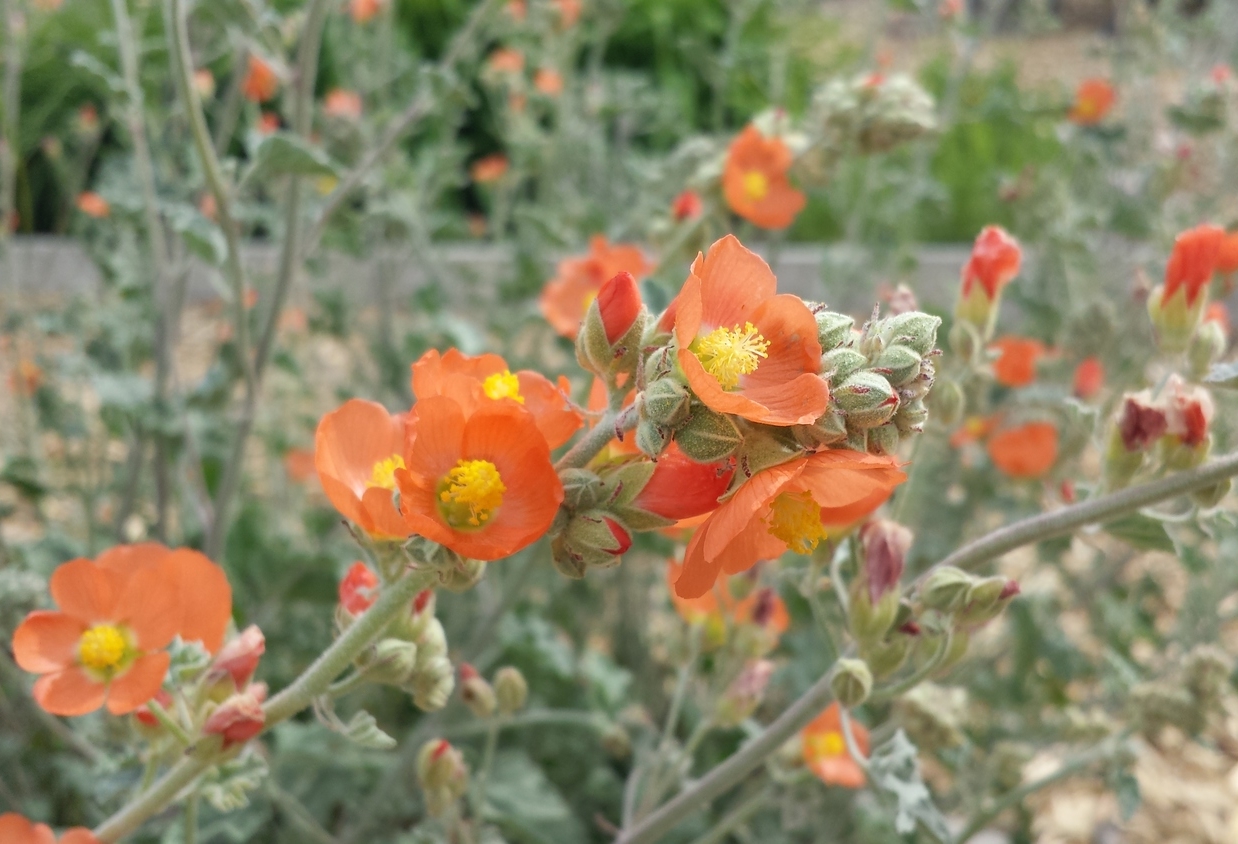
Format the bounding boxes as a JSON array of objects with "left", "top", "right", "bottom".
[
  {"left": 867, "top": 423, "right": 900, "bottom": 455},
  {"left": 458, "top": 664, "right": 496, "bottom": 719},
  {"left": 635, "top": 417, "right": 672, "bottom": 458},
  {"left": 1188, "top": 319, "right": 1227, "bottom": 378},
  {"left": 815, "top": 310, "right": 856, "bottom": 351},
  {"left": 361, "top": 638, "right": 419, "bottom": 686},
  {"left": 560, "top": 468, "right": 605, "bottom": 511},
  {"left": 830, "top": 659, "right": 873, "bottom": 708},
  {"left": 792, "top": 405, "right": 848, "bottom": 449},
  {"left": 833, "top": 371, "right": 900, "bottom": 429},
  {"left": 863, "top": 633, "right": 914, "bottom": 680},
  {"left": 927, "top": 379, "right": 964, "bottom": 428},
  {"left": 918, "top": 566, "right": 975, "bottom": 614},
  {"left": 1190, "top": 478, "right": 1231, "bottom": 509},
  {"left": 878, "top": 312, "right": 941, "bottom": 357},
  {"left": 675, "top": 406, "right": 743, "bottom": 463},
  {"left": 494, "top": 666, "right": 529, "bottom": 716},
  {"left": 849, "top": 583, "right": 901, "bottom": 647},
  {"left": 416, "top": 740, "right": 469, "bottom": 817},
  {"left": 640, "top": 377, "right": 692, "bottom": 427},
  {"left": 948, "top": 319, "right": 982, "bottom": 363},
  {"left": 893, "top": 399, "right": 929, "bottom": 437},
  {"left": 821, "top": 348, "right": 867, "bottom": 383},
  {"left": 869, "top": 344, "right": 923, "bottom": 387},
  {"left": 437, "top": 557, "right": 485, "bottom": 593},
  {"left": 955, "top": 577, "right": 1019, "bottom": 629},
  {"left": 411, "top": 655, "right": 455, "bottom": 712}
]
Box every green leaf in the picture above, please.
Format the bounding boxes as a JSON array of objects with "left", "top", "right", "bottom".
[
  {"left": 165, "top": 202, "right": 227, "bottom": 266},
  {"left": 1104, "top": 514, "right": 1175, "bottom": 553},
  {"left": 246, "top": 133, "right": 340, "bottom": 182},
  {"left": 867, "top": 730, "right": 950, "bottom": 842},
  {"left": 1203, "top": 359, "right": 1238, "bottom": 388},
  {"left": 484, "top": 752, "right": 586, "bottom": 844},
  {"left": 344, "top": 710, "right": 397, "bottom": 751},
  {"left": 1112, "top": 769, "right": 1141, "bottom": 821}
]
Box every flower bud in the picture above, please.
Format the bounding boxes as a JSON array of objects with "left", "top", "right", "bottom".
[
  {"left": 203, "top": 684, "right": 268, "bottom": 749},
  {"left": 558, "top": 511, "right": 632, "bottom": 571},
  {"left": 821, "top": 348, "right": 867, "bottom": 383},
  {"left": 867, "top": 423, "right": 899, "bottom": 455},
  {"left": 830, "top": 659, "right": 873, "bottom": 708},
  {"left": 411, "top": 655, "right": 455, "bottom": 711},
  {"left": 1188, "top": 319, "right": 1227, "bottom": 378},
  {"left": 635, "top": 417, "right": 672, "bottom": 458},
  {"left": 714, "top": 659, "right": 775, "bottom": 728},
  {"left": 458, "top": 663, "right": 497, "bottom": 718},
  {"left": 417, "top": 739, "right": 469, "bottom": 817},
  {"left": 862, "top": 631, "right": 914, "bottom": 679},
  {"left": 631, "top": 446, "right": 733, "bottom": 522},
  {"left": 436, "top": 557, "right": 486, "bottom": 593},
  {"left": 416, "top": 617, "right": 448, "bottom": 661},
  {"left": 893, "top": 398, "right": 929, "bottom": 437},
  {"left": 869, "top": 344, "right": 922, "bottom": 388},
  {"left": 814, "top": 310, "right": 855, "bottom": 351},
  {"left": 560, "top": 468, "right": 606, "bottom": 511},
  {"left": 859, "top": 520, "right": 910, "bottom": 601},
  {"left": 955, "top": 577, "right": 1019, "bottom": 628},
  {"left": 917, "top": 566, "right": 974, "bottom": 614},
  {"left": 209, "top": 625, "right": 265, "bottom": 690},
  {"left": 601, "top": 723, "right": 632, "bottom": 760},
  {"left": 674, "top": 405, "right": 743, "bottom": 463},
  {"left": 362, "top": 638, "right": 420, "bottom": 686},
  {"left": 338, "top": 561, "right": 380, "bottom": 616},
  {"left": 1149, "top": 224, "right": 1226, "bottom": 353},
  {"left": 947, "top": 319, "right": 982, "bottom": 363},
  {"left": 927, "top": 379, "right": 963, "bottom": 428},
  {"left": 577, "top": 271, "right": 648, "bottom": 379},
  {"left": 494, "top": 666, "right": 529, "bottom": 716},
  {"left": 1148, "top": 284, "right": 1203, "bottom": 353},
  {"left": 956, "top": 225, "right": 1021, "bottom": 340},
  {"left": 791, "top": 405, "right": 848, "bottom": 450},
  {"left": 640, "top": 377, "right": 692, "bottom": 427},
  {"left": 833, "top": 371, "right": 900, "bottom": 429},
  {"left": 877, "top": 312, "right": 941, "bottom": 357},
  {"left": 1164, "top": 375, "right": 1213, "bottom": 451}
]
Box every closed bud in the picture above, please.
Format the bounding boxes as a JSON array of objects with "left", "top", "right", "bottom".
[
  {"left": 494, "top": 666, "right": 529, "bottom": 716},
  {"left": 562, "top": 511, "right": 632, "bottom": 569},
  {"left": 850, "top": 582, "right": 900, "bottom": 647},
  {"left": 417, "top": 740, "right": 469, "bottom": 817},
  {"left": 934, "top": 630, "right": 971, "bottom": 675},
  {"left": 635, "top": 417, "right": 672, "bottom": 457},
  {"left": 918, "top": 566, "right": 975, "bottom": 614},
  {"left": 362, "top": 638, "right": 419, "bottom": 686},
  {"left": 831, "top": 659, "right": 873, "bottom": 708},
  {"left": 955, "top": 577, "right": 1019, "bottom": 628},
  {"left": 814, "top": 310, "right": 856, "bottom": 351},
  {"left": 601, "top": 723, "right": 632, "bottom": 760},
  {"left": 1148, "top": 283, "right": 1205, "bottom": 354},
  {"left": 633, "top": 444, "right": 734, "bottom": 521},
  {"left": 862, "top": 633, "right": 914, "bottom": 679},
  {"left": 733, "top": 427, "right": 803, "bottom": 480},
  {"left": 714, "top": 659, "right": 775, "bottom": 728},
  {"left": 833, "top": 371, "right": 900, "bottom": 429},
  {"left": 550, "top": 536, "right": 589, "bottom": 579},
  {"left": 821, "top": 347, "right": 867, "bottom": 383},
  {"left": 458, "top": 663, "right": 497, "bottom": 718},
  {"left": 209, "top": 625, "right": 265, "bottom": 690},
  {"left": 878, "top": 312, "right": 941, "bottom": 357},
  {"left": 869, "top": 344, "right": 923, "bottom": 387},
  {"left": 437, "top": 557, "right": 486, "bottom": 593},
  {"left": 956, "top": 226, "right": 1021, "bottom": 340},
  {"left": 867, "top": 423, "right": 900, "bottom": 455},
  {"left": 947, "top": 319, "right": 982, "bottom": 363},
  {"left": 416, "top": 617, "right": 448, "bottom": 662},
  {"left": 203, "top": 684, "right": 268, "bottom": 749},
  {"left": 411, "top": 655, "right": 455, "bottom": 711},
  {"left": 640, "top": 377, "right": 692, "bottom": 427},
  {"left": 1190, "top": 478, "right": 1231, "bottom": 508},
  {"left": 792, "top": 405, "right": 848, "bottom": 449},
  {"left": 675, "top": 405, "right": 743, "bottom": 463},
  {"left": 560, "top": 468, "right": 605, "bottom": 511},
  {"left": 893, "top": 399, "right": 929, "bottom": 437},
  {"left": 927, "top": 379, "right": 964, "bottom": 428},
  {"left": 859, "top": 519, "right": 911, "bottom": 602},
  {"left": 1188, "top": 319, "right": 1227, "bottom": 378},
  {"left": 844, "top": 427, "right": 868, "bottom": 452},
  {"left": 577, "top": 272, "right": 648, "bottom": 379},
  {"left": 899, "top": 357, "right": 936, "bottom": 402}
]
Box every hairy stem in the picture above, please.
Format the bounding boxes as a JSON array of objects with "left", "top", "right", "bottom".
[{"left": 556, "top": 410, "right": 638, "bottom": 471}]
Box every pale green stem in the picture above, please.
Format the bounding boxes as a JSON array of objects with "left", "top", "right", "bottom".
[
  {"left": 685, "top": 781, "right": 772, "bottom": 844},
  {"left": 94, "top": 756, "right": 212, "bottom": 843},
  {"left": 556, "top": 409, "right": 638, "bottom": 471},
  {"left": 837, "top": 708, "right": 869, "bottom": 772},
  {"left": 870, "top": 630, "right": 953, "bottom": 703},
  {"left": 470, "top": 717, "right": 502, "bottom": 820},
  {"left": 146, "top": 699, "right": 193, "bottom": 747},
  {"left": 183, "top": 792, "right": 199, "bottom": 844}
]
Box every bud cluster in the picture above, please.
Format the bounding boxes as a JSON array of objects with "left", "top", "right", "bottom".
[
  {"left": 810, "top": 72, "right": 938, "bottom": 157},
  {"left": 1129, "top": 645, "right": 1234, "bottom": 739},
  {"left": 1104, "top": 375, "right": 1216, "bottom": 490}
]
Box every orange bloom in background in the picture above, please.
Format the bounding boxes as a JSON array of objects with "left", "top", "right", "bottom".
[
  {"left": 1163, "top": 223, "right": 1226, "bottom": 307},
  {"left": 961, "top": 225, "right": 1022, "bottom": 303},
  {"left": 674, "top": 235, "right": 828, "bottom": 426},
  {"left": 722, "top": 125, "right": 805, "bottom": 230},
  {"left": 488, "top": 48, "right": 525, "bottom": 75},
  {"left": 10, "top": 358, "right": 43, "bottom": 396},
  {"left": 471, "top": 154, "right": 510, "bottom": 184},
  {"left": 324, "top": 88, "right": 362, "bottom": 119},
  {"left": 1205, "top": 301, "right": 1230, "bottom": 335},
  {"left": 0, "top": 814, "right": 98, "bottom": 844},
  {"left": 540, "top": 235, "right": 650, "bottom": 338},
  {"left": 76, "top": 192, "right": 110, "bottom": 219},
  {"left": 802, "top": 703, "right": 869, "bottom": 789},
  {"left": 395, "top": 397, "right": 564, "bottom": 561},
  {"left": 1073, "top": 357, "right": 1105, "bottom": 400},
  {"left": 338, "top": 562, "right": 380, "bottom": 615},
  {"left": 283, "top": 447, "right": 316, "bottom": 482},
  {"left": 411, "top": 348, "right": 582, "bottom": 449},
  {"left": 672, "top": 189, "right": 703, "bottom": 221},
  {"left": 1218, "top": 232, "right": 1238, "bottom": 275},
  {"left": 666, "top": 559, "right": 789, "bottom": 638},
  {"left": 257, "top": 111, "right": 280, "bottom": 135},
  {"left": 242, "top": 55, "right": 280, "bottom": 103},
  {"left": 506, "top": 0, "right": 527, "bottom": 21},
  {"left": 13, "top": 545, "right": 232, "bottom": 716},
  {"left": 1069, "top": 78, "right": 1116, "bottom": 125},
  {"left": 535, "top": 68, "right": 564, "bottom": 97},
  {"left": 676, "top": 450, "right": 905, "bottom": 599},
  {"left": 990, "top": 336, "right": 1046, "bottom": 387},
  {"left": 350, "top": 0, "right": 384, "bottom": 23},
  {"left": 949, "top": 414, "right": 1000, "bottom": 448},
  {"left": 314, "top": 399, "right": 410, "bottom": 538},
  {"left": 554, "top": 0, "right": 582, "bottom": 27},
  {"left": 987, "top": 421, "right": 1059, "bottom": 479}
]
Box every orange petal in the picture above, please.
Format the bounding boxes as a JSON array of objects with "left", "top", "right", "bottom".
[
  {"left": 33, "top": 667, "right": 106, "bottom": 716},
  {"left": 60, "top": 830, "right": 102, "bottom": 844},
  {"left": 12, "top": 611, "right": 85, "bottom": 674},
  {"left": 314, "top": 399, "right": 406, "bottom": 516},
  {"left": 810, "top": 757, "right": 867, "bottom": 789},
  {"left": 164, "top": 549, "right": 232, "bottom": 653},
  {"left": 49, "top": 559, "right": 123, "bottom": 624},
  {"left": 703, "top": 461, "right": 803, "bottom": 559},
  {"left": 0, "top": 814, "right": 58, "bottom": 844},
  {"left": 694, "top": 235, "right": 777, "bottom": 329},
  {"left": 676, "top": 522, "right": 725, "bottom": 599},
  {"left": 105, "top": 651, "right": 171, "bottom": 714},
  {"left": 113, "top": 558, "right": 183, "bottom": 652},
  {"left": 93, "top": 543, "right": 172, "bottom": 575},
  {"left": 360, "top": 486, "right": 412, "bottom": 538},
  {"left": 405, "top": 396, "right": 468, "bottom": 482},
  {"left": 517, "top": 371, "right": 583, "bottom": 449}
]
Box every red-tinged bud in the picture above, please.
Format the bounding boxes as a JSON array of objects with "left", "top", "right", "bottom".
[
  {"left": 414, "top": 589, "right": 434, "bottom": 614},
  {"left": 998, "top": 580, "right": 1020, "bottom": 600},
  {"left": 1073, "top": 357, "right": 1104, "bottom": 400},
  {"left": 671, "top": 189, "right": 703, "bottom": 221},
  {"left": 859, "top": 520, "right": 912, "bottom": 605},
  {"left": 210, "top": 625, "right": 265, "bottom": 689},
  {"left": 577, "top": 273, "right": 648, "bottom": 380},
  {"left": 899, "top": 620, "right": 921, "bottom": 636},
  {"left": 714, "top": 659, "right": 774, "bottom": 727},
  {"left": 751, "top": 588, "right": 777, "bottom": 628},
  {"left": 956, "top": 226, "right": 1021, "bottom": 338},
  {"left": 1059, "top": 480, "right": 1076, "bottom": 503},
  {"left": 604, "top": 518, "right": 632, "bottom": 556},
  {"left": 134, "top": 690, "right": 173, "bottom": 728},
  {"left": 203, "top": 684, "right": 268, "bottom": 748},
  {"left": 1164, "top": 224, "right": 1225, "bottom": 307},
  {"left": 416, "top": 739, "right": 469, "bottom": 816},
  {"left": 459, "top": 662, "right": 480, "bottom": 682},
  {"left": 1164, "top": 375, "right": 1213, "bottom": 450},
  {"left": 632, "top": 444, "right": 734, "bottom": 521},
  {"left": 597, "top": 271, "right": 641, "bottom": 344},
  {"left": 339, "top": 562, "right": 379, "bottom": 615},
  {"left": 458, "top": 664, "right": 496, "bottom": 718}
]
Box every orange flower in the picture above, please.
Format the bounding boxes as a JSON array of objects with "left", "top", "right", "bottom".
[
  {"left": 350, "top": 0, "right": 384, "bottom": 23},
  {"left": 488, "top": 48, "right": 525, "bottom": 75},
  {"left": 666, "top": 559, "right": 789, "bottom": 638},
  {"left": 554, "top": 0, "right": 582, "bottom": 27},
  {"left": 1073, "top": 357, "right": 1104, "bottom": 400},
  {"left": 471, "top": 154, "right": 510, "bottom": 184},
  {"left": 76, "top": 192, "right": 110, "bottom": 219},
  {"left": 722, "top": 125, "right": 805, "bottom": 230},
  {"left": 989, "top": 336, "right": 1045, "bottom": 387},
  {"left": 1069, "top": 78, "right": 1116, "bottom": 125},
  {"left": 0, "top": 814, "right": 98, "bottom": 844},
  {"left": 324, "top": 88, "right": 362, "bottom": 120},
  {"left": 961, "top": 225, "right": 1021, "bottom": 303},
  {"left": 1163, "top": 224, "right": 1226, "bottom": 307},
  {"left": 13, "top": 545, "right": 232, "bottom": 716},
  {"left": 802, "top": 703, "right": 868, "bottom": 789},
  {"left": 410, "top": 348, "right": 582, "bottom": 449},
  {"left": 394, "top": 397, "right": 562, "bottom": 560},
  {"left": 10, "top": 358, "right": 43, "bottom": 396},
  {"left": 633, "top": 443, "right": 734, "bottom": 521},
  {"left": 283, "top": 447, "right": 317, "bottom": 482},
  {"left": 506, "top": 0, "right": 527, "bottom": 21},
  {"left": 673, "top": 235, "right": 828, "bottom": 426},
  {"left": 242, "top": 56, "right": 279, "bottom": 103},
  {"left": 672, "top": 189, "right": 703, "bottom": 221},
  {"left": 675, "top": 450, "right": 905, "bottom": 599},
  {"left": 314, "top": 399, "right": 410, "bottom": 538},
  {"left": 949, "top": 414, "right": 1000, "bottom": 448},
  {"left": 535, "top": 68, "right": 564, "bottom": 97},
  {"left": 987, "top": 421, "right": 1058, "bottom": 479},
  {"left": 1218, "top": 232, "right": 1238, "bottom": 275},
  {"left": 257, "top": 111, "right": 280, "bottom": 135},
  {"left": 339, "top": 562, "right": 380, "bottom": 615},
  {"left": 540, "top": 235, "right": 650, "bottom": 339}
]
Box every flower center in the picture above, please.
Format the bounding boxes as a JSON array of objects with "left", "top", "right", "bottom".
[
  {"left": 370, "top": 455, "right": 406, "bottom": 491},
  {"left": 437, "top": 459, "right": 506, "bottom": 529},
  {"left": 809, "top": 731, "right": 846, "bottom": 759},
  {"left": 742, "top": 171, "right": 769, "bottom": 201},
  {"left": 482, "top": 370, "right": 524, "bottom": 404},
  {"left": 694, "top": 322, "right": 769, "bottom": 390},
  {"left": 766, "top": 491, "right": 828, "bottom": 555},
  {"left": 78, "top": 624, "right": 127, "bottom": 671}
]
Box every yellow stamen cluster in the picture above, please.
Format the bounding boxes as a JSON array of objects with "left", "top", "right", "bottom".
[
  {"left": 766, "top": 491, "right": 828, "bottom": 555},
  {"left": 694, "top": 322, "right": 769, "bottom": 390},
  {"left": 78, "top": 624, "right": 127, "bottom": 672},
  {"left": 808, "top": 731, "right": 846, "bottom": 759},
  {"left": 742, "top": 170, "right": 769, "bottom": 202},
  {"left": 483, "top": 370, "right": 524, "bottom": 404},
  {"left": 438, "top": 459, "right": 506, "bottom": 528},
  {"left": 370, "top": 455, "right": 406, "bottom": 491}
]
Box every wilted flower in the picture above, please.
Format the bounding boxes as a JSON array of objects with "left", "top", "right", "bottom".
[
  {"left": 203, "top": 684, "right": 267, "bottom": 748},
  {"left": 210, "top": 625, "right": 265, "bottom": 689}
]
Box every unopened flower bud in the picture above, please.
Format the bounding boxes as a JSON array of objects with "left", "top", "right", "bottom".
[
  {"left": 577, "top": 272, "right": 648, "bottom": 379},
  {"left": 893, "top": 399, "right": 929, "bottom": 437},
  {"left": 631, "top": 444, "right": 734, "bottom": 521},
  {"left": 635, "top": 417, "right": 672, "bottom": 458},
  {"left": 877, "top": 312, "right": 941, "bottom": 357},
  {"left": 830, "top": 659, "right": 873, "bottom": 708},
  {"left": 494, "top": 666, "right": 529, "bottom": 716},
  {"left": 1188, "top": 319, "right": 1227, "bottom": 378},
  {"left": 1148, "top": 225, "right": 1226, "bottom": 353},
  {"left": 714, "top": 659, "right": 775, "bottom": 728},
  {"left": 209, "top": 625, "right": 265, "bottom": 690},
  {"left": 416, "top": 739, "right": 469, "bottom": 817},
  {"left": 955, "top": 226, "right": 1021, "bottom": 340},
  {"left": 640, "top": 377, "right": 692, "bottom": 427},
  {"left": 560, "top": 468, "right": 606, "bottom": 511},
  {"left": 867, "top": 423, "right": 899, "bottom": 455},
  {"left": 458, "top": 663, "right": 497, "bottom": 718},
  {"left": 918, "top": 566, "right": 974, "bottom": 614},
  {"left": 363, "top": 638, "right": 419, "bottom": 686},
  {"left": 869, "top": 344, "right": 923, "bottom": 387},
  {"left": 562, "top": 511, "right": 632, "bottom": 570},
  {"left": 947, "top": 319, "right": 982, "bottom": 363},
  {"left": 416, "top": 617, "right": 448, "bottom": 661},
  {"left": 862, "top": 632, "right": 914, "bottom": 679},
  {"left": 203, "top": 684, "right": 268, "bottom": 749},
  {"left": 792, "top": 405, "right": 848, "bottom": 449},
  {"left": 601, "top": 723, "right": 632, "bottom": 760},
  {"left": 675, "top": 405, "right": 743, "bottom": 463},
  {"left": 821, "top": 348, "right": 867, "bottom": 383},
  {"left": 437, "top": 557, "right": 485, "bottom": 593},
  {"left": 833, "top": 371, "right": 900, "bottom": 429},
  {"left": 955, "top": 577, "right": 1019, "bottom": 628},
  {"left": 927, "top": 379, "right": 964, "bottom": 428},
  {"left": 411, "top": 655, "right": 455, "bottom": 711},
  {"left": 338, "top": 561, "right": 380, "bottom": 616},
  {"left": 814, "top": 310, "right": 855, "bottom": 351}
]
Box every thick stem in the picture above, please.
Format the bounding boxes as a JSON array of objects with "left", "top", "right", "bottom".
[
  {"left": 932, "top": 450, "right": 1238, "bottom": 574},
  {"left": 555, "top": 410, "right": 637, "bottom": 471},
  {"left": 684, "top": 782, "right": 771, "bottom": 844},
  {"left": 93, "top": 757, "right": 211, "bottom": 843}
]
